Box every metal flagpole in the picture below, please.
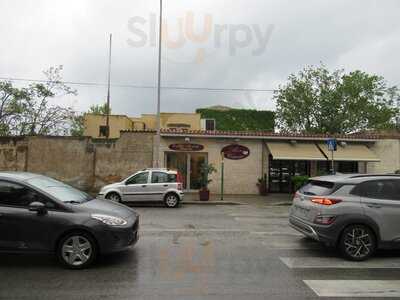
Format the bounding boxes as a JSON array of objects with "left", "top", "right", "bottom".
[
  {"left": 106, "top": 33, "right": 112, "bottom": 139},
  {"left": 154, "top": 0, "right": 163, "bottom": 167}
]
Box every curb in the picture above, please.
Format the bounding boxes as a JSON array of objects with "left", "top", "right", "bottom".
[
  {"left": 265, "top": 202, "right": 292, "bottom": 206},
  {"left": 182, "top": 201, "right": 243, "bottom": 205}
]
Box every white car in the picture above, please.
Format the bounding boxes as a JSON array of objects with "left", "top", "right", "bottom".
[{"left": 98, "top": 168, "right": 184, "bottom": 208}]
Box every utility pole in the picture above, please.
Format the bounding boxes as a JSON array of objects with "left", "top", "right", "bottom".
[
  {"left": 154, "top": 0, "right": 163, "bottom": 167},
  {"left": 105, "top": 33, "right": 112, "bottom": 139}
]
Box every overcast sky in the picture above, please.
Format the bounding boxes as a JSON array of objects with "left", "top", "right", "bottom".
[{"left": 1, "top": 0, "right": 399, "bottom": 117}]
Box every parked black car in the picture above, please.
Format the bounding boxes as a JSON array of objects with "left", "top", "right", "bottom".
[{"left": 0, "top": 172, "right": 139, "bottom": 269}]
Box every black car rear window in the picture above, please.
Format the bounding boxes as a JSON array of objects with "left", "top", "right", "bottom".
[{"left": 299, "top": 180, "right": 335, "bottom": 196}]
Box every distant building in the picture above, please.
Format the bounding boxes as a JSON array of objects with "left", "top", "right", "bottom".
[
  {"left": 84, "top": 106, "right": 275, "bottom": 139},
  {"left": 83, "top": 112, "right": 202, "bottom": 139}
]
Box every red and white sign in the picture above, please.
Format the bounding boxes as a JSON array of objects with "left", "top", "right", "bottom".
[
  {"left": 169, "top": 143, "right": 204, "bottom": 152},
  {"left": 221, "top": 144, "right": 250, "bottom": 160}
]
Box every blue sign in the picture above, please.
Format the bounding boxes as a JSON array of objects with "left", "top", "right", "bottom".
[{"left": 327, "top": 139, "right": 337, "bottom": 152}]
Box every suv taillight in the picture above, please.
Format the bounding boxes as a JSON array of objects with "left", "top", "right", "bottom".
[{"left": 311, "top": 197, "right": 342, "bottom": 206}]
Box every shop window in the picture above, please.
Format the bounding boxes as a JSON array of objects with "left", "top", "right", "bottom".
[
  {"left": 269, "top": 157, "right": 310, "bottom": 193},
  {"left": 317, "top": 161, "right": 358, "bottom": 175}
]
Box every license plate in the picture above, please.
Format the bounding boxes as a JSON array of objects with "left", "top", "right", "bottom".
[{"left": 294, "top": 205, "right": 309, "bottom": 218}]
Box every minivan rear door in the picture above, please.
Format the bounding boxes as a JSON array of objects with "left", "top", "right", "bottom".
[{"left": 291, "top": 180, "right": 335, "bottom": 222}]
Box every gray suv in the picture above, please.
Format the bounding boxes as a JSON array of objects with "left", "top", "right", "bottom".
[
  {"left": 98, "top": 169, "right": 184, "bottom": 208},
  {"left": 290, "top": 174, "right": 400, "bottom": 261}
]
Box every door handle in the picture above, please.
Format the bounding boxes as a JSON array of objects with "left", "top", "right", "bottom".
[
  {"left": 367, "top": 203, "right": 382, "bottom": 209},
  {"left": 142, "top": 185, "right": 147, "bottom": 188},
  {"left": 163, "top": 184, "right": 169, "bottom": 187}
]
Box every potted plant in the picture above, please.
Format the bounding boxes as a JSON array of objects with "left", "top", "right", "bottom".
[
  {"left": 257, "top": 174, "right": 268, "bottom": 196},
  {"left": 198, "top": 163, "right": 217, "bottom": 201},
  {"left": 291, "top": 175, "right": 310, "bottom": 193}
]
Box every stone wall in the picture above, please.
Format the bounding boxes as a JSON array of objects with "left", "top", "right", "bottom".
[
  {"left": 94, "top": 133, "right": 154, "bottom": 190},
  {"left": 0, "top": 132, "right": 154, "bottom": 192}
]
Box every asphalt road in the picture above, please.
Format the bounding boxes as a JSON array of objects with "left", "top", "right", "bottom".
[{"left": 0, "top": 201, "right": 400, "bottom": 300}]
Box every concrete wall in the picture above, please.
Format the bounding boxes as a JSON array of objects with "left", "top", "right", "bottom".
[
  {"left": 27, "top": 136, "right": 95, "bottom": 190},
  {"left": 141, "top": 113, "right": 202, "bottom": 130},
  {"left": 0, "top": 133, "right": 154, "bottom": 192},
  {"left": 368, "top": 139, "right": 400, "bottom": 173},
  {"left": 94, "top": 133, "right": 154, "bottom": 189},
  {"left": 159, "top": 137, "right": 263, "bottom": 195},
  {"left": 0, "top": 137, "right": 28, "bottom": 172}
]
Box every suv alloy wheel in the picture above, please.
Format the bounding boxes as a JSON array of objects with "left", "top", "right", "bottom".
[{"left": 339, "top": 225, "right": 376, "bottom": 261}]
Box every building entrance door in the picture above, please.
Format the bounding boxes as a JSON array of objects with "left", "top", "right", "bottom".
[
  {"left": 269, "top": 158, "right": 310, "bottom": 193},
  {"left": 165, "top": 152, "right": 208, "bottom": 191}
]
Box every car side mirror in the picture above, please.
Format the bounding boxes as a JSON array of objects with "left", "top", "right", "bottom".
[{"left": 29, "top": 202, "right": 47, "bottom": 215}]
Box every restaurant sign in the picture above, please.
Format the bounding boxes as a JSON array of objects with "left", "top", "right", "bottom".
[
  {"left": 169, "top": 143, "right": 204, "bottom": 152},
  {"left": 221, "top": 144, "right": 250, "bottom": 160}
]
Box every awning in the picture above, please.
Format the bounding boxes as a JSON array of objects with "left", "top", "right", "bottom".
[
  {"left": 318, "top": 143, "right": 380, "bottom": 162},
  {"left": 266, "top": 142, "right": 327, "bottom": 161}
]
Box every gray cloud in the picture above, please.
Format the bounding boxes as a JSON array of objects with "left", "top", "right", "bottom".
[{"left": 0, "top": 0, "right": 399, "bottom": 117}]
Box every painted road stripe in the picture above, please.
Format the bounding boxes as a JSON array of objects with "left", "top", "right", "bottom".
[
  {"left": 141, "top": 228, "right": 301, "bottom": 234},
  {"left": 262, "top": 241, "right": 320, "bottom": 250},
  {"left": 280, "top": 257, "right": 400, "bottom": 269},
  {"left": 304, "top": 280, "right": 400, "bottom": 298}
]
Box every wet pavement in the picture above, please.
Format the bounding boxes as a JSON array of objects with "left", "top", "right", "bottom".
[{"left": 1, "top": 201, "right": 400, "bottom": 299}]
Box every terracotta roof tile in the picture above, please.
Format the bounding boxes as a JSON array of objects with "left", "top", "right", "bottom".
[{"left": 120, "top": 128, "right": 396, "bottom": 140}]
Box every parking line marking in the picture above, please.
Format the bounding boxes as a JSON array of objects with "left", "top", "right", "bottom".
[
  {"left": 304, "top": 280, "right": 400, "bottom": 297},
  {"left": 262, "top": 241, "right": 321, "bottom": 250},
  {"left": 280, "top": 257, "right": 400, "bottom": 269}
]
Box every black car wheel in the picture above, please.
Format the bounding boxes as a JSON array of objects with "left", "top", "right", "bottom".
[
  {"left": 58, "top": 232, "right": 97, "bottom": 269},
  {"left": 339, "top": 225, "right": 376, "bottom": 261},
  {"left": 164, "top": 193, "right": 180, "bottom": 208},
  {"left": 106, "top": 192, "right": 121, "bottom": 203}
]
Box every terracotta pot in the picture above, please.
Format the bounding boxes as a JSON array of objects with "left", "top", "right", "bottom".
[
  {"left": 199, "top": 189, "right": 210, "bottom": 201},
  {"left": 257, "top": 184, "right": 268, "bottom": 196}
]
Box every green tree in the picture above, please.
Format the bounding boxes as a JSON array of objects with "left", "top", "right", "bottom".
[
  {"left": 8, "top": 66, "right": 77, "bottom": 136},
  {"left": 0, "top": 81, "right": 28, "bottom": 135},
  {"left": 275, "top": 64, "right": 399, "bottom": 134},
  {"left": 88, "top": 103, "right": 110, "bottom": 115}
]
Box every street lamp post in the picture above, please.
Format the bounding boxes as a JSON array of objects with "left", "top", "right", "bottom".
[{"left": 154, "top": 0, "right": 163, "bottom": 168}]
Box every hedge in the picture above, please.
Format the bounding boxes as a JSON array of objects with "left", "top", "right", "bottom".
[{"left": 196, "top": 108, "right": 275, "bottom": 131}]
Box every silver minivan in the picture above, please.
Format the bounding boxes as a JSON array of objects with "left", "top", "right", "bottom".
[
  {"left": 290, "top": 174, "right": 400, "bottom": 261},
  {"left": 98, "top": 168, "right": 184, "bottom": 208}
]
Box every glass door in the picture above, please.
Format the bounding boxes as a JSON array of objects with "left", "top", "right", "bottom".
[
  {"left": 165, "top": 152, "right": 208, "bottom": 191},
  {"left": 189, "top": 153, "right": 207, "bottom": 190},
  {"left": 165, "top": 152, "right": 188, "bottom": 189}
]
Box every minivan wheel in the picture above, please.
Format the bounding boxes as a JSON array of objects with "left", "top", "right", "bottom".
[
  {"left": 106, "top": 192, "right": 121, "bottom": 203},
  {"left": 339, "top": 225, "right": 376, "bottom": 261},
  {"left": 164, "top": 193, "right": 179, "bottom": 208},
  {"left": 58, "top": 232, "right": 97, "bottom": 269}
]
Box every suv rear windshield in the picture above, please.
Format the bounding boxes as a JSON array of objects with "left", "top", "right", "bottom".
[{"left": 299, "top": 180, "right": 335, "bottom": 196}]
